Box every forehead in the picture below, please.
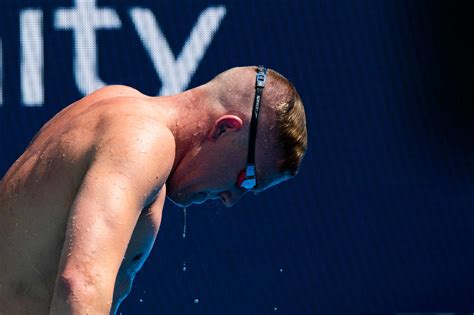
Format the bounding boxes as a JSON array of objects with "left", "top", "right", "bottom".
[
  {"left": 252, "top": 170, "right": 291, "bottom": 195},
  {"left": 252, "top": 137, "right": 290, "bottom": 194}
]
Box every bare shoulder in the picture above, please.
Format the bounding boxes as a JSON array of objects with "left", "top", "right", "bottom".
[
  {"left": 88, "top": 84, "right": 145, "bottom": 100},
  {"left": 93, "top": 112, "right": 176, "bottom": 194},
  {"left": 65, "top": 84, "right": 144, "bottom": 111}
]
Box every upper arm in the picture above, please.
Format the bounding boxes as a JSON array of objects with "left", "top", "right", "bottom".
[{"left": 56, "top": 121, "right": 175, "bottom": 302}]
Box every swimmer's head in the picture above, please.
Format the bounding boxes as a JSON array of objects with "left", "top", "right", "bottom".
[{"left": 166, "top": 66, "right": 307, "bottom": 208}]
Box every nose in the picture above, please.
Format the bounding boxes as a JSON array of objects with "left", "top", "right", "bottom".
[{"left": 220, "top": 188, "right": 248, "bottom": 207}]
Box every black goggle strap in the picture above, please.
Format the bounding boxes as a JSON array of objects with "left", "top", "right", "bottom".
[{"left": 244, "top": 65, "right": 267, "bottom": 184}]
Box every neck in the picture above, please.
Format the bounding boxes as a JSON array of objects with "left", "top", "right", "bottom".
[{"left": 159, "top": 84, "right": 219, "bottom": 181}]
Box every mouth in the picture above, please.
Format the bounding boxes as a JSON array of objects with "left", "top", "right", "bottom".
[
  {"left": 206, "top": 193, "right": 221, "bottom": 200},
  {"left": 192, "top": 192, "right": 223, "bottom": 204}
]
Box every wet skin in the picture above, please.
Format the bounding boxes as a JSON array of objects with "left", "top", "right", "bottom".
[
  {"left": 0, "top": 80, "right": 293, "bottom": 313},
  {"left": 0, "top": 85, "right": 173, "bottom": 314}
]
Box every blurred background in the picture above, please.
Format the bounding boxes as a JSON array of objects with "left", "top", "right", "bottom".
[{"left": 1, "top": 1, "right": 473, "bottom": 314}]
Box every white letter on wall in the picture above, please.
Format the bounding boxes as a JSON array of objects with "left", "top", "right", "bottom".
[
  {"left": 130, "top": 6, "right": 226, "bottom": 96},
  {"left": 55, "top": 0, "right": 121, "bottom": 95},
  {"left": 20, "top": 9, "right": 44, "bottom": 107}
]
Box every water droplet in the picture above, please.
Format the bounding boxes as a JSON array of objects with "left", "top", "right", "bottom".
[
  {"left": 194, "top": 299, "right": 199, "bottom": 304},
  {"left": 182, "top": 262, "right": 187, "bottom": 272},
  {"left": 139, "top": 298, "right": 143, "bottom": 303},
  {"left": 279, "top": 268, "right": 283, "bottom": 273},
  {"left": 182, "top": 207, "right": 187, "bottom": 239},
  {"left": 274, "top": 306, "right": 278, "bottom": 311}
]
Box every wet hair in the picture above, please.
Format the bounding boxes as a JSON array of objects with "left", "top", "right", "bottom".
[
  {"left": 209, "top": 66, "right": 308, "bottom": 176},
  {"left": 266, "top": 69, "right": 308, "bottom": 176}
]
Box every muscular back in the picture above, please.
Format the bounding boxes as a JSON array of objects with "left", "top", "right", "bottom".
[{"left": 0, "top": 85, "right": 174, "bottom": 314}]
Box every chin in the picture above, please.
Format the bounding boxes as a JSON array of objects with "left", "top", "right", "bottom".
[
  {"left": 167, "top": 191, "right": 206, "bottom": 208},
  {"left": 167, "top": 196, "right": 185, "bottom": 207},
  {"left": 167, "top": 194, "right": 188, "bottom": 208}
]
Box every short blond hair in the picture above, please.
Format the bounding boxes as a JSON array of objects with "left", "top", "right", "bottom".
[
  {"left": 209, "top": 66, "right": 308, "bottom": 176},
  {"left": 267, "top": 69, "right": 308, "bottom": 176}
]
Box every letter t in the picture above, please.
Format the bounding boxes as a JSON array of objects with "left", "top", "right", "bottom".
[{"left": 55, "top": 0, "right": 121, "bottom": 95}]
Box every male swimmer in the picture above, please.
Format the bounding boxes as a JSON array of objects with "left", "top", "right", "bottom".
[{"left": 0, "top": 66, "right": 307, "bottom": 314}]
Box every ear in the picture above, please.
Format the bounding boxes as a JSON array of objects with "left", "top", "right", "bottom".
[{"left": 208, "top": 115, "right": 243, "bottom": 140}]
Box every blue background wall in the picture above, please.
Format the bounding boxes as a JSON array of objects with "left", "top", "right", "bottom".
[{"left": 1, "top": 1, "right": 473, "bottom": 314}]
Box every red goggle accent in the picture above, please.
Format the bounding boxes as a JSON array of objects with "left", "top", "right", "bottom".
[{"left": 236, "top": 169, "right": 247, "bottom": 188}]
